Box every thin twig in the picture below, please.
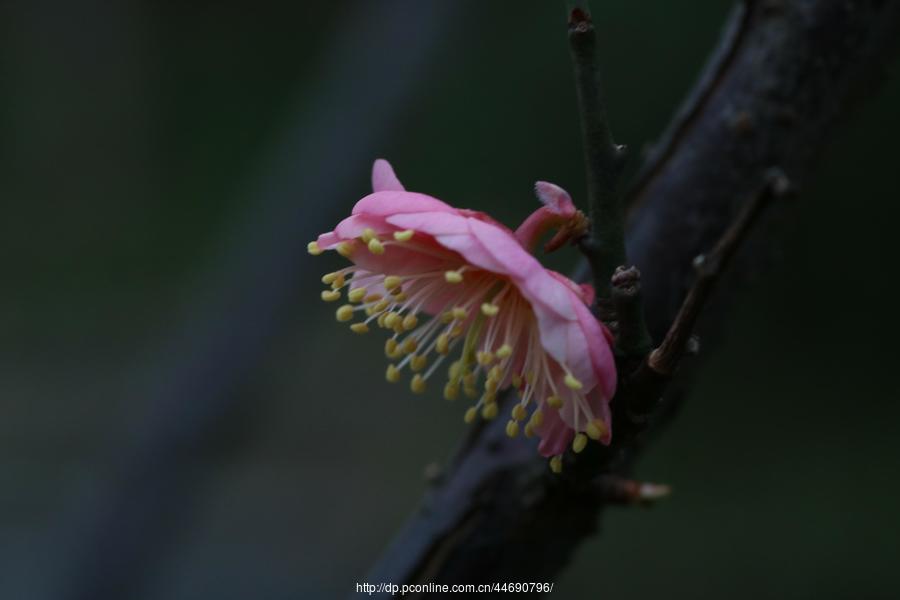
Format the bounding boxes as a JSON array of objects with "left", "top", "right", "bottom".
[
  {"left": 648, "top": 168, "right": 793, "bottom": 375},
  {"left": 567, "top": 3, "right": 628, "bottom": 304},
  {"left": 610, "top": 265, "right": 653, "bottom": 357}
]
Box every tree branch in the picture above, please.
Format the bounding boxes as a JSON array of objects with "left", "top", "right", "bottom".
[
  {"left": 568, "top": 4, "right": 628, "bottom": 304},
  {"left": 363, "top": 1, "right": 900, "bottom": 594},
  {"left": 648, "top": 168, "right": 793, "bottom": 376}
]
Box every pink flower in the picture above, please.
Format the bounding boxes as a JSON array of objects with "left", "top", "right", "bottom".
[{"left": 308, "top": 160, "right": 617, "bottom": 471}]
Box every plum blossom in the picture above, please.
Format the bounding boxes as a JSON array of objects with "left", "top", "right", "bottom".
[{"left": 308, "top": 160, "right": 617, "bottom": 471}]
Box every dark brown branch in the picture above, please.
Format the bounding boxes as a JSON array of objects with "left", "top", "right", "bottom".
[
  {"left": 363, "top": 1, "right": 900, "bottom": 594},
  {"left": 610, "top": 265, "right": 653, "bottom": 358},
  {"left": 648, "top": 169, "right": 792, "bottom": 375}
]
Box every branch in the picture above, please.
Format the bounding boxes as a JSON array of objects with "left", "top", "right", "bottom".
[
  {"left": 363, "top": 1, "right": 900, "bottom": 593},
  {"left": 648, "top": 168, "right": 793, "bottom": 376},
  {"left": 568, "top": 4, "right": 628, "bottom": 304}
]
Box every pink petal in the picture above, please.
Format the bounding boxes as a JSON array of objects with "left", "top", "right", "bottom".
[{"left": 371, "top": 158, "right": 406, "bottom": 192}]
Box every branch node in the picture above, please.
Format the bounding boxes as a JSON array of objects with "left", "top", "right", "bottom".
[{"left": 610, "top": 265, "right": 653, "bottom": 357}]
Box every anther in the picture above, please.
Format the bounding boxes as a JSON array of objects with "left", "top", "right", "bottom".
[
  {"left": 481, "top": 403, "right": 498, "bottom": 420},
  {"left": 410, "top": 374, "right": 426, "bottom": 394},
  {"left": 476, "top": 351, "right": 494, "bottom": 366},
  {"left": 436, "top": 334, "right": 450, "bottom": 355},
  {"left": 524, "top": 423, "right": 535, "bottom": 438},
  {"left": 549, "top": 455, "right": 563, "bottom": 474},
  {"left": 384, "top": 276, "right": 402, "bottom": 291},
  {"left": 386, "top": 364, "right": 401, "bottom": 383},
  {"left": 364, "top": 293, "right": 382, "bottom": 303},
  {"left": 488, "top": 365, "right": 503, "bottom": 381},
  {"left": 331, "top": 274, "right": 345, "bottom": 289},
  {"left": 529, "top": 410, "right": 544, "bottom": 427},
  {"left": 564, "top": 373, "right": 583, "bottom": 390},
  {"left": 336, "top": 241, "right": 355, "bottom": 257},
  {"left": 572, "top": 433, "right": 588, "bottom": 453},
  {"left": 410, "top": 355, "right": 427, "bottom": 372},
  {"left": 385, "top": 338, "right": 399, "bottom": 358},
  {"left": 547, "top": 395, "right": 563, "bottom": 409},
  {"left": 444, "top": 270, "right": 463, "bottom": 284},
  {"left": 322, "top": 272, "right": 339, "bottom": 285},
  {"left": 496, "top": 344, "right": 513, "bottom": 359},
  {"left": 307, "top": 241, "right": 322, "bottom": 255},
  {"left": 347, "top": 287, "right": 367, "bottom": 303},
  {"left": 443, "top": 381, "right": 459, "bottom": 401},
  {"left": 402, "top": 314, "right": 418, "bottom": 331},
  {"left": 383, "top": 312, "right": 400, "bottom": 329},
  {"left": 361, "top": 228, "right": 377, "bottom": 243},
  {"left": 480, "top": 303, "right": 499, "bottom": 317},
  {"left": 335, "top": 305, "right": 354, "bottom": 322},
  {"left": 505, "top": 420, "right": 519, "bottom": 438},
  {"left": 350, "top": 323, "right": 369, "bottom": 334},
  {"left": 451, "top": 307, "right": 467, "bottom": 320},
  {"left": 373, "top": 299, "right": 390, "bottom": 313},
  {"left": 393, "top": 229, "right": 414, "bottom": 242},
  {"left": 367, "top": 238, "right": 385, "bottom": 254},
  {"left": 586, "top": 419, "right": 608, "bottom": 441},
  {"left": 464, "top": 406, "right": 478, "bottom": 424},
  {"left": 402, "top": 338, "right": 418, "bottom": 354},
  {"left": 321, "top": 290, "right": 341, "bottom": 302},
  {"left": 511, "top": 404, "right": 527, "bottom": 421}
]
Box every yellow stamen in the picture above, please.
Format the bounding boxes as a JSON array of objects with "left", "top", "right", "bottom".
[
  {"left": 451, "top": 307, "right": 467, "bottom": 320},
  {"left": 322, "top": 272, "right": 339, "bottom": 285},
  {"left": 448, "top": 360, "right": 463, "bottom": 381},
  {"left": 547, "top": 395, "right": 563, "bottom": 409},
  {"left": 464, "top": 386, "right": 479, "bottom": 399},
  {"left": 385, "top": 338, "right": 399, "bottom": 358},
  {"left": 364, "top": 293, "right": 383, "bottom": 303},
  {"left": 443, "top": 382, "right": 459, "bottom": 401},
  {"left": 377, "top": 313, "right": 388, "bottom": 328},
  {"left": 383, "top": 312, "right": 400, "bottom": 329},
  {"left": 410, "top": 374, "right": 426, "bottom": 394},
  {"left": 463, "top": 373, "right": 476, "bottom": 389},
  {"left": 496, "top": 344, "right": 513, "bottom": 359},
  {"left": 360, "top": 228, "right": 376, "bottom": 243},
  {"left": 564, "top": 373, "right": 583, "bottom": 390},
  {"left": 336, "top": 305, "right": 354, "bottom": 322},
  {"left": 480, "top": 303, "right": 499, "bottom": 317},
  {"left": 512, "top": 374, "right": 523, "bottom": 388},
  {"left": 402, "top": 338, "right": 418, "bottom": 354},
  {"left": 393, "top": 292, "right": 407, "bottom": 301},
  {"left": 410, "top": 354, "right": 427, "bottom": 372},
  {"left": 348, "top": 287, "right": 367, "bottom": 303},
  {"left": 386, "top": 364, "right": 400, "bottom": 383},
  {"left": 393, "top": 229, "right": 414, "bottom": 242},
  {"left": 367, "top": 238, "right": 385, "bottom": 254},
  {"left": 440, "top": 311, "right": 454, "bottom": 324},
  {"left": 331, "top": 274, "right": 345, "bottom": 289},
  {"left": 307, "top": 241, "right": 322, "bottom": 255},
  {"left": 321, "top": 289, "right": 341, "bottom": 302},
  {"left": 524, "top": 423, "right": 535, "bottom": 438},
  {"left": 336, "top": 241, "right": 355, "bottom": 257},
  {"left": 464, "top": 406, "right": 478, "bottom": 424},
  {"left": 488, "top": 365, "right": 503, "bottom": 381},
  {"left": 529, "top": 410, "right": 544, "bottom": 428},
  {"left": 481, "top": 403, "right": 498, "bottom": 420},
  {"left": 586, "top": 419, "right": 608, "bottom": 441},
  {"left": 482, "top": 390, "right": 497, "bottom": 404},
  {"left": 572, "top": 433, "right": 588, "bottom": 453},
  {"left": 373, "top": 299, "right": 390, "bottom": 313},
  {"left": 505, "top": 420, "right": 519, "bottom": 438},
  {"left": 476, "top": 351, "right": 494, "bottom": 366},
  {"left": 384, "top": 275, "right": 402, "bottom": 291},
  {"left": 549, "top": 455, "right": 563, "bottom": 474},
  {"left": 350, "top": 323, "right": 369, "bottom": 334},
  {"left": 402, "top": 314, "right": 418, "bottom": 331},
  {"left": 436, "top": 334, "right": 450, "bottom": 355},
  {"left": 511, "top": 404, "right": 527, "bottom": 421},
  {"left": 444, "top": 270, "right": 463, "bottom": 283},
  {"left": 485, "top": 378, "right": 498, "bottom": 393}
]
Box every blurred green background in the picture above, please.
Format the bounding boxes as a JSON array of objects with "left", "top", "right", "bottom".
[{"left": 2, "top": 1, "right": 898, "bottom": 598}]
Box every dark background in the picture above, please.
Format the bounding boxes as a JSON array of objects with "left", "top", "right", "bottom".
[{"left": 2, "top": 1, "right": 899, "bottom": 598}]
